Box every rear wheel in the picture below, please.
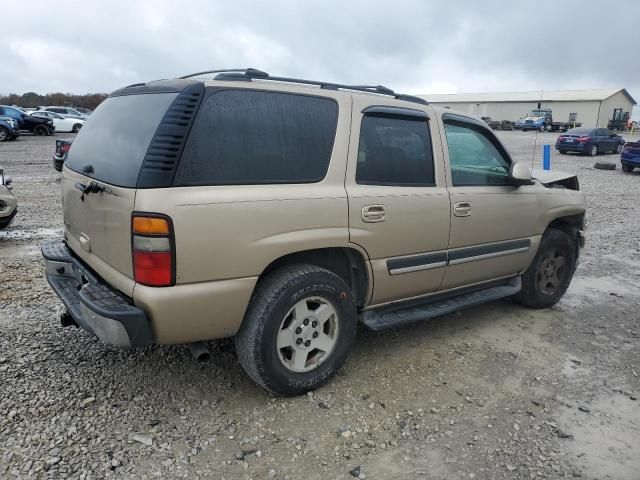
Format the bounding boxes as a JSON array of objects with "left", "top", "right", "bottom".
[
  {"left": 615, "top": 143, "right": 623, "bottom": 154},
  {"left": 0, "top": 127, "right": 8, "bottom": 142},
  {"left": 559, "top": 150, "right": 567, "bottom": 155},
  {"left": 514, "top": 229, "right": 577, "bottom": 308},
  {"left": 588, "top": 144, "right": 598, "bottom": 156},
  {"left": 235, "top": 264, "right": 357, "bottom": 396},
  {"left": 33, "top": 125, "right": 47, "bottom": 136},
  {"left": 72, "top": 123, "right": 82, "bottom": 133}
]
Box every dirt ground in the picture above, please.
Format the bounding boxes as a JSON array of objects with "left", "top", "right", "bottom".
[{"left": 0, "top": 130, "right": 639, "bottom": 480}]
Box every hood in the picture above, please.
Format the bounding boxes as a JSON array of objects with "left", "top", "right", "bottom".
[
  {"left": 532, "top": 168, "right": 579, "bottom": 190},
  {"left": 524, "top": 116, "right": 543, "bottom": 122}
]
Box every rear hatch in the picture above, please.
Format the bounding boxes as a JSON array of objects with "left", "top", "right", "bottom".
[{"left": 61, "top": 82, "right": 202, "bottom": 296}]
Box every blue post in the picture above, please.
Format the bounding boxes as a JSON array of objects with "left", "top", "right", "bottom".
[{"left": 543, "top": 144, "right": 551, "bottom": 170}]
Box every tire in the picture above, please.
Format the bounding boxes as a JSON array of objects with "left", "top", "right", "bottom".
[
  {"left": 33, "top": 125, "right": 47, "bottom": 136},
  {"left": 514, "top": 229, "right": 577, "bottom": 309},
  {"left": 559, "top": 150, "right": 567, "bottom": 155},
  {"left": 235, "top": 264, "right": 357, "bottom": 396},
  {"left": 72, "top": 123, "right": 82, "bottom": 133},
  {"left": 594, "top": 161, "right": 616, "bottom": 170},
  {"left": 615, "top": 143, "right": 623, "bottom": 154},
  {"left": 587, "top": 144, "right": 598, "bottom": 157},
  {"left": 539, "top": 124, "right": 546, "bottom": 132},
  {"left": 621, "top": 164, "right": 634, "bottom": 173},
  {"left": 0, "top": 127, "right": 8, "bottom": 142}
]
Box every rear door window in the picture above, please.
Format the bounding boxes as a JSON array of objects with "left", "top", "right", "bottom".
[
  {"left": 65, "top": 93, "right": 178, "bottom": 187},
  {"left": 174, "top": 90, "right": 338, "bottom": 185},
  {"left": 355, "top": 114, "right": 435, "bottom": 186}
]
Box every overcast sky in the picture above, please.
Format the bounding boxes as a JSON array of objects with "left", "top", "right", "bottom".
[{"left": 3, "top": 0, "right": 639, "bottom": 116}]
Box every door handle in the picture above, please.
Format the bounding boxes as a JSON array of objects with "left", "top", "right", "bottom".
[
  {"left": 453, "top": 201, "right": 472, "bottom": 217},
  {"left": 362, "top": 205, "right": 386, "bottom": 223}
]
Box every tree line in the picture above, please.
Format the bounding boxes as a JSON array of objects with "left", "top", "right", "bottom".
[{"left": 0, "top": 92, "right": 107, "bottom": 110}]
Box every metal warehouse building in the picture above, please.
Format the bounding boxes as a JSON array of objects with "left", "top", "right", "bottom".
[{"left": 422, "top": 88, "right": 636, "bottom": 129}]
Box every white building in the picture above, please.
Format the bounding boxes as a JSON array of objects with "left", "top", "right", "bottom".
[{"left": 422, "top": 88, "right": 636, "bottom": 128}]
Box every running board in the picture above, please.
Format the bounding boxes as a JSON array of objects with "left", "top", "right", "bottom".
[{"left": 360, "top": 277, "right": 521, "bottom": 331}]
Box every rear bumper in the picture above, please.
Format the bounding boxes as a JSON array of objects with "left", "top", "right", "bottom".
[
  {"left": 41, "top": 241, "right": 154, "bottom": 347},
  {"left": 621, "top": 152, "right": 640, "bottom": 166},
  {"left": 556, "top": 142, "right": 588, "bottom": 152}
]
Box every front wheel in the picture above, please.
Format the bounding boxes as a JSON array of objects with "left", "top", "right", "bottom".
[
  {"left": 0, "top": 127, "right": 8, "bottom": 142},
  {"left": 235, "top": 264, "right": 357, "bottom": 396},
  {"left": 514, "top": 229, "right": 577, "bottom": 309},
  {"left": 539, "top": 124, "right": 546, "bottom": 132},
  {"left": 622, "top": 164, "right": 634, "bottom": 173},
  {"left": 33, "top": 125, "right": 47, "bottom": 136},
  {"left": 72, "top": 123, "right": 82, "bottom": 133}
]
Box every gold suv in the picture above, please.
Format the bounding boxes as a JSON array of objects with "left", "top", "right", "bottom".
[{"left": 42, "top": 69, "right": 586, "bottom": 395}]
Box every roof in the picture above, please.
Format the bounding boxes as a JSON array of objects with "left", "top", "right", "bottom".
[{"left": 421, "top": 88, "right": 637, "bottom": 105}]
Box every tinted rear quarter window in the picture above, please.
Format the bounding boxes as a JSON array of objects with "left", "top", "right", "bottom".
[
  {"left": 174, "top": 90, "right": 338, "bottom": 185},
  {"left": 65, "top": 93, "right": 178, "bottom": 187}
]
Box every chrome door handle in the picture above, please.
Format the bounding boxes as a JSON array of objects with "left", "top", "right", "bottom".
[
  {"left": 453, "top": 201, "right": 472, "bottom": 217},
  {"left": 362, "top": 205, "right": 386, "bottom": 223}
]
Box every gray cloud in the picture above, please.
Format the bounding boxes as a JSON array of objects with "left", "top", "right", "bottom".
[{"left": 2, "top": 0, "right": 639, "bottom": 117}]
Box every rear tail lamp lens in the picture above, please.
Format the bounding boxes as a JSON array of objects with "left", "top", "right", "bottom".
[
  {"left": 132, "top": 215, "right": 174, "bottom": 287},
  {"left": 577, "top": 136, "right": 591, "bottom": 143}
]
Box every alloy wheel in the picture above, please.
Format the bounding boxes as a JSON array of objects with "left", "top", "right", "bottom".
[
  {"left": 276, "top": 296, "right": 339, "bottom": 373},
  {"left": 536, "top": 248, "right": 567, "bottom": 295}
]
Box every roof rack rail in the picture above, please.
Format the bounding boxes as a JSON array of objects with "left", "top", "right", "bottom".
[
  {"left": 178, "top": 68, "right": 269, "bottom": 80},
  {"left": 180, "top": 68, "right": 427, "bottom": 105}
]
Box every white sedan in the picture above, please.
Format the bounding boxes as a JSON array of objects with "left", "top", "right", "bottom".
[{"left": 30, "top": 111, "right": 84, "bottom": 133}]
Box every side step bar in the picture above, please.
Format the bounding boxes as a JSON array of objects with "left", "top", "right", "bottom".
[{"left": 360, "top": 277, "right": 521, "bottom": 331}]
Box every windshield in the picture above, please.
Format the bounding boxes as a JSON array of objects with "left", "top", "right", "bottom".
[
  {"left": 65, "top": 93, "right": 178, "bottom": 187},
  {"left": 528, "top": 110, "right": 548, "bottom": 117}
]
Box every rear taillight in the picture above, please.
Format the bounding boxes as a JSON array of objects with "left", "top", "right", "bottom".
[
  {"left": 577, "top": 136, "right": 591, "bottom": 143},
  {"left": 132, "top": 214, "right": 174, "bottom": 287}
]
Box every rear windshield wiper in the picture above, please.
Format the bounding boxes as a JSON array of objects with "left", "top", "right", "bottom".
[{"left": 74, "top": 181, "right": 105, "bottom": 201}]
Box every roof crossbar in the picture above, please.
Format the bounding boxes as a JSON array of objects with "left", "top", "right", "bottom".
[{"left": 178, "top": 68, "right": 427, "bottom": 105}]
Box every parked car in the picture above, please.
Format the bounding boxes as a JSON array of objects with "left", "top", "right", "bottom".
[
  {"left": 514, "top": 118, "right": 525, "bottom": 130},
  {"left": 555, "top": 127, "right": 625, "bottom": 156},
  {"left": 40, "top": 106, "right": 89, "bottom": 120},
  {"left": 0, "top": 116, "right": 20, "bottom": 141},
  {"left": 500, "top": 120, "right": 514, "bottom": 131},
  {"left": 53, "top": 139, "right": 72, "bottom": 171},
  {"left": 42, "top": 69, "right": 586, "bottom": 395},
  {"left": 0, "top": 105, "right": 55, "bottom": 135},
  {"left": 31, "top": 111, "right": 84, "bottom": 133},
  {"left": 0, "top": 167, "right": 17, "bottom": 229},
  {"left": 621, "top": 140, "right": 640, "bottom": 172},
  {"left": 74, "top": 107, "right": 93, "bottom": 115}
]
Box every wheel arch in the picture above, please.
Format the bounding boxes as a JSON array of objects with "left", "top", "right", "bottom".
[{"left": 259, "top": 246, "right": 371, "bottom": 309}]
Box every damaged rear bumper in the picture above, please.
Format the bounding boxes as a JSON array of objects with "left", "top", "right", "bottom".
[{"left": 41, "top": 241, "right": 154, "bottom": 347}]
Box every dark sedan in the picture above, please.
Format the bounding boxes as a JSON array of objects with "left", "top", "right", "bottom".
[{"left": 556, "top": 127, "right": 624, "bottom": 156}]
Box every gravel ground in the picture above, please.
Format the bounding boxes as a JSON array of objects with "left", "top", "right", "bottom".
[{"left": 1, "top": 131, "right": 639, "bottom": 480}]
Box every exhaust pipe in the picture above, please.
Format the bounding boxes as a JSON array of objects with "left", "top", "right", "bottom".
[
  {"left": 60, "top": 311, "right": 77, "bottom": 328},
  {"left": 188, "top": 342, "right": 210, "bottom": 363}
]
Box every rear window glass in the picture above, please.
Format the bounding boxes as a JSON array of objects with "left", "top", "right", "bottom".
[
  {"left": 65, "top": 93, "right": 178, "bottom": 187},
  {"left": 174, "top": 90, "right": 338, "bottom": 185}
]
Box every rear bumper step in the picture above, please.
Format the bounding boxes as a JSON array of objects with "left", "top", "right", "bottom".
[
  {"left": 360, "top": 277, "right": 521, "bottom": 331},
  {"left": 41, "top": 241, "right": 153, "bottom": 347}
]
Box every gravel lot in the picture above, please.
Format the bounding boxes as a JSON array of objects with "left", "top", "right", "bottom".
[{"left": 1, "top": 130, "right": 639, "bottom": 480}]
